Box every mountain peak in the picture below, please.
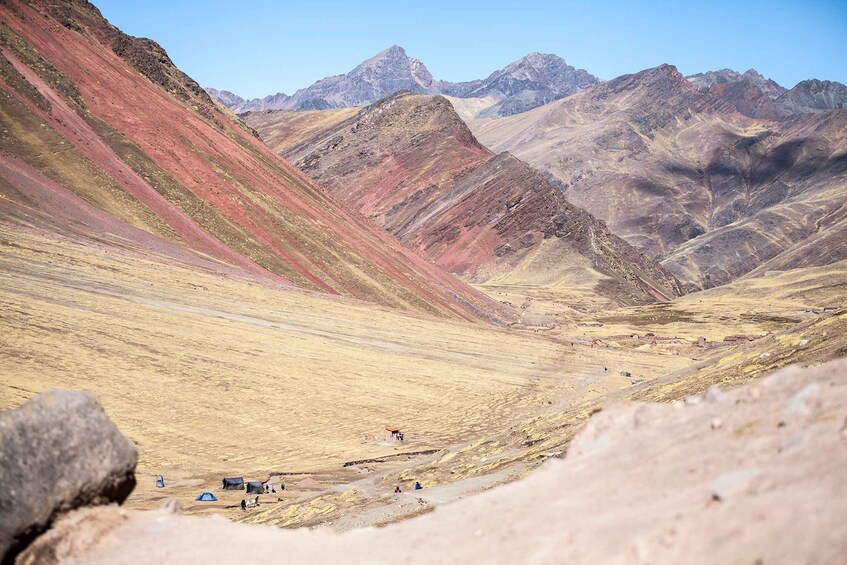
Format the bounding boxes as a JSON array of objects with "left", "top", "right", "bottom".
[
  {"left": 686, "top": 68, "right": 784, "bottom": 99},
  {"left": 366, "top": 44, "right": 409, "bottom": 63},
  {"left": 603, "top": 64, "right": 695, "bottom": 99},
  {"left": 210, "top": 49, "right": 597, "bottom": 116},
  {"left": 742, "top": 68, "right": 765, "bottom": 80},
  {"left": 461, "top": 52, "right": 598, "bottom": 115},
  {"left": 505, "top": 52, "right": 567, "bottom": 71},
  {"left": 776, "top": 79, "right": 847, "bottom": 113}
]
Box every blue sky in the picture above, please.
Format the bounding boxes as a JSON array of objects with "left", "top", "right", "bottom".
[{"left": 96, "top": 0, "right": 847, "bottom": 99}]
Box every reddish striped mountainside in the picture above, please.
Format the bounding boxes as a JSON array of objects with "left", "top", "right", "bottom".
[
  {"left": 244, "top": 93, "right": 684, "bottom": 305},
  {"left": 0, "top": 0, "right": 505, "bottom": 322}
]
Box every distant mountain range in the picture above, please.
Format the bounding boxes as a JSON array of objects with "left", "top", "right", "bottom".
[
  {"left": 685, "top": 68, "right": 847, "bottom": 119},
  {"left": 466, "top": 64, "right": 847, "bottom": 288},
  {"left": 210, "top": 47, "right": 847, "bottom": 121},
  {"left": 207, "top": 45, "right": 600, "bottom": 116}
]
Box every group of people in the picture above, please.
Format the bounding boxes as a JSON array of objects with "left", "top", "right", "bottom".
[{"left": 240, "top": 483, "right": 285, "bottom": 510}]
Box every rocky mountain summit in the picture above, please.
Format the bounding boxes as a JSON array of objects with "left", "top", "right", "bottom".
[
  {"left": 207, "top": 88, "right": 291, "bottom": 113},
  {"left": 282, "top": 45, "right": 437, "bottom": 110},
  {"left": 208, "top": 46, "right": 598, "bottom": 116},
  {"left": 204, "top": 87, "right": 249, "bottom": 108},
  {"left": 686, "top": 68, "right": 847, "bottom": 118},
  {"left": 776, "top": 79, "right": 847, "bottom": 114},
  {"left": 687, "top": 68, "right": 785, "bottom": 99},
  {"left": 452, "top": 52, "right": 600, "bottom": 116}
]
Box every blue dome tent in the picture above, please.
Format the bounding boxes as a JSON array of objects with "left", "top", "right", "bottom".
[{"left": 195, "top": 492, "right": 217, "bottom": 501}]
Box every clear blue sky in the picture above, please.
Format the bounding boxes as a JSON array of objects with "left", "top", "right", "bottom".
[{"left": 96, "top": 0, "right": 847, "bottom": 99}]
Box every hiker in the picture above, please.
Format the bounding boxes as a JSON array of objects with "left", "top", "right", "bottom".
[
  {"left": 272, "top": 486, "right": 276, "bottom": 494},
  {"left": 604, "top": 367, "right": 607, "bottom": 372},
  {"left": 414, "top": 481, "right": 422, "bottom": 490},
  {"left": 394, "top": 486, "right": 401, "bottom": 494},
  {"left": 398, "top": 432, "right": 405, "bottom": 441},
  {"left": 240, "top": 499, "right": 246, "bottom": 511},
  {"left": 264, "top": 485, "right": 269, "bottom": 494}
]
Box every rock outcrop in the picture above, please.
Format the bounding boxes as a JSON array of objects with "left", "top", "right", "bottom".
[
  {"left": 0, "top": 391, "right": 137, "bottom": 561},
  {"left": 17, "top": 360, "right": 847, "bottom": 564}
]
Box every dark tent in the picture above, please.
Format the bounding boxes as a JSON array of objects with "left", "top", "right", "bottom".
[
  {"left": 196, "top": 492, "right": 217, "bottom": 501},
  {"left": 155, "top": 475, "right": 165, "bottom": 488},
  {"left": 222, "top": 477, "right": 245, "bottom": 490},
  {"left": 246, "top": 481, "right": 264, "bottom": 494}
]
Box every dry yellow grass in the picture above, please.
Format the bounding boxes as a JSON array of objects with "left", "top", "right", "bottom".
[
  {"left": 245, "top": 108, "right": 358, "bottom": 154},
  {"left": 3, "top": 221, "right": 842, "bottom": 527},
  {"left": 0, "top": 224, "right": 688, "bottom": 515},
  {"left": 566, "top": 260, "right": 847, "bottom": 341}
]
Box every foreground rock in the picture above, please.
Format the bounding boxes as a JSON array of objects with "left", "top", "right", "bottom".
[
  {"left": 21, "top": 361, "right": 847, "bottom": 564},
  {"left": 0, "top": 391, "right": 136, "bottom": 560}
]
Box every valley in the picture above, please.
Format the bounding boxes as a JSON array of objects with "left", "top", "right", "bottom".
[{"left": 0, "top": 0, "right": 845, "bottom": 562}]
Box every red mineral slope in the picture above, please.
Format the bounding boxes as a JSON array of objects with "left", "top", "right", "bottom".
[
  {"left": 247, "top": 93, "right": 683, "bottom": 305},
  {"left": 0, "top": 0, "right": 503, "bottom": 321}
]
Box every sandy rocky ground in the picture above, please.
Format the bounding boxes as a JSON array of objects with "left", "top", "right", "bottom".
[{"left": 19, "top": 360, "right": 847, "bottom": 564}]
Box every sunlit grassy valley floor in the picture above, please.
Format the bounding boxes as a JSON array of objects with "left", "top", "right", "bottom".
[{"left": 2, "top": 222, "right": 844, "bottom": 528}]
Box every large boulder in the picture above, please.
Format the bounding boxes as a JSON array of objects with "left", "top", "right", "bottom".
[{"left": 0, "top": 391, "right": 136, "bottom": 560}]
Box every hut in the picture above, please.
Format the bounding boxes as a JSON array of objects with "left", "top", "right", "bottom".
[
  {"left": 246, "top": 481, "right": 264, "bottom": 494},
  {"left": 222, "top": 477, "right": 245, "bottom": 490},
  {"left": 385, "top": 427, "right": 402, "bottom": 442}
]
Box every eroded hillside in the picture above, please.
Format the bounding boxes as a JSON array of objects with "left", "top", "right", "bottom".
[
  {"left": 245, "top": 93, "right": 683, "bottom": 308},
  {"left": 466, "top": 65, "right": 847, "bottom": 289},
  {"left": 0, "top": 0, "right": 502, "bottom": 321}
]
